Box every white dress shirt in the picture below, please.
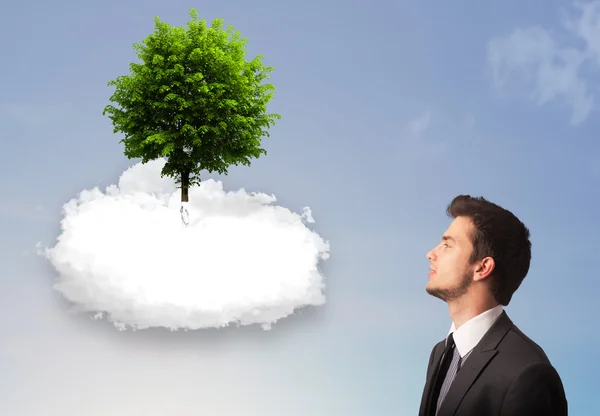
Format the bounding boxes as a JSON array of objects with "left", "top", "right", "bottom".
[{"left": 447, "top": 304, "right": 504, "bottom": 362}]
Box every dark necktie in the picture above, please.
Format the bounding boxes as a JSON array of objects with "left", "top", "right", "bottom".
[{"left": 427, "top": 333, "right": 459, "bottom": 416}]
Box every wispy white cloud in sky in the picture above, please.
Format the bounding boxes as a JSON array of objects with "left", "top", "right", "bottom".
[
  {"left": 407, "top": 110, "right": 432, "bottom": 138},
  {"left": 487, "top": 1, "right": 600, "bottom": 125},
  {"left": 397, "top": 109, "right": 454, "bottom": 162}
]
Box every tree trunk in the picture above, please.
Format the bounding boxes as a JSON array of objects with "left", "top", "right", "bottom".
[{"left": 181, "top": 170, "right": 189, "bottom": 202}]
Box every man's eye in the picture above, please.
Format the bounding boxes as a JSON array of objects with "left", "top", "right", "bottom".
[{"left": 443, "top": 243, "right": 450, "bottom": 248}]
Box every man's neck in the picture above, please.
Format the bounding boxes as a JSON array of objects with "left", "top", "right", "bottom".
[{"left": 448, "top": 296, "right": 500, "bottom": 329}]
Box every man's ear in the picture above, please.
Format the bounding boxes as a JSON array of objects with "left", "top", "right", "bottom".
[{"left": 473, "top": 257, "right": 495, "bottom": 281}]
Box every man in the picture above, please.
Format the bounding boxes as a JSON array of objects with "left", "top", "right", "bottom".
[{"left": 418, "top": 195, "right": 568, "bottom": 416}]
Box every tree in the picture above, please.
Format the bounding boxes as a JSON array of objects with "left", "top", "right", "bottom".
[{"left": 103, "top": 9, "right": 281, "bottom": 202}]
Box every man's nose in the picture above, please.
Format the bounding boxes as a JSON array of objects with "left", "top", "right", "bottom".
[{"left": 426, "top": 247, "right": 436, "bottom": 261}]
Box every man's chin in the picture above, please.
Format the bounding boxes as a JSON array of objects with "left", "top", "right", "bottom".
[
  {"left": 426, "top": 277, "right": 471, "bottom": 302},
  {"left": 426, "top": 284, "right": 448, "bottom": 301}
]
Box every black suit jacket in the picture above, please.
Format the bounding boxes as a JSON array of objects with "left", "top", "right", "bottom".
[{"left": 418, "top": 311, "right": 568, "bottom": 416}]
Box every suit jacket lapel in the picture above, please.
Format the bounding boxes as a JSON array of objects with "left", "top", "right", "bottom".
[{"left": 437, "top": 310, "right": 514, "bottom": 416}]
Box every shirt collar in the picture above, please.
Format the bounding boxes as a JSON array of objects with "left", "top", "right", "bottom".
[{"left": 447, "top": 304, "right": 504, "bottom": 357}]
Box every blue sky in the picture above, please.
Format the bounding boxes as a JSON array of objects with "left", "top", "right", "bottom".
[{"left": 1, "top": 0, "right": 599, "bottom": 414}]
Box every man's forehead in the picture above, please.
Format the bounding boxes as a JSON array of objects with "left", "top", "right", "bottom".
[{"left": 445, "top": 217, "right": 474, "bottom": 240}]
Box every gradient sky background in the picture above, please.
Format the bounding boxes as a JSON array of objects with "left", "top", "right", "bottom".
[{"left": 1, "top": 0, "right": 599, "bottom": 415}]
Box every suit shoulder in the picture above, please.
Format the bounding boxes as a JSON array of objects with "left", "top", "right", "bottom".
[
  {"left": 501, "top": 360, "right": 568, "bottom": 415},
  {"left": 500, "top": 324, "right": 553, "bottom": 366}
]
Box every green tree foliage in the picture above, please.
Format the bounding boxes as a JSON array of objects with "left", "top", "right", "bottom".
[{"left": 103, "top": 9, "right": 281, "bottom": 202}]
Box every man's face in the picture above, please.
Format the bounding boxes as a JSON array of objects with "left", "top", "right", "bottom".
[{"left": 426, "top": 216, "right": 476, "bottom": 302}]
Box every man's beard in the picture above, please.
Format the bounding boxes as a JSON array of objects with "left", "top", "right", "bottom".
[{"left": 426, "top": 270, "right": 472, "bottom": 302}]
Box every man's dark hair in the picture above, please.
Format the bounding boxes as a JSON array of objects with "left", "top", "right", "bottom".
[{"left": 446, "top": 195, "right": 532, "bottom": 306}]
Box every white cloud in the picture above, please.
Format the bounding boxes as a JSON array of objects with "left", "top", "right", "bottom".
[
  {"left": 487, "top": 1, "right": 600, "bottom": 125},
  {"left": 37, "top": 158, "right": 330, "bottom": 332},
  {"left": 395, "top": 109, "right": 455, "bottom": 162},
  {"left": 407, "top": 110, "right": 432, "bottom": 137}
]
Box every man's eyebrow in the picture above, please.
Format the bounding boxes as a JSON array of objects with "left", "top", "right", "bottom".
[{"left": 442, "top": 235, "right": 456, "bottom": 243}]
